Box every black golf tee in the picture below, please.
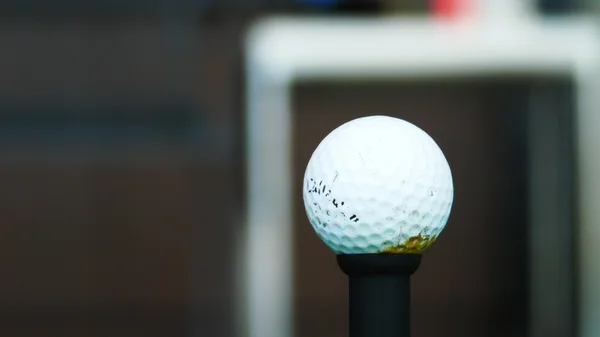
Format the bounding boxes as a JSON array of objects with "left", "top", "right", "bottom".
[{"left": 337, "top": 254, "right": 422, "bottom": 337}]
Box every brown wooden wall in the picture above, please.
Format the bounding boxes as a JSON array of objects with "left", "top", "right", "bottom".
[{"left": 0, "top": 16, "right": 541, "bottom": 337}]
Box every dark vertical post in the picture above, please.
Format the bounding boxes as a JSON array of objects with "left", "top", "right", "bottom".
[{"left": 337, "top": 254, "right": 422, "bottom": 337}]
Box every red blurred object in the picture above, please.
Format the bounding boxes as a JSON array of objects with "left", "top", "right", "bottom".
[{"left": 430, "top": 0, "right": 467, "bottom": 18}]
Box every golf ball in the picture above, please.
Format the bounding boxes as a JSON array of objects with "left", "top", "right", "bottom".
[{"left": 302, "top": 115, "right": 453, "bottom": 254}]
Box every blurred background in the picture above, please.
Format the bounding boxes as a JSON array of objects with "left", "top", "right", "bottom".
[{"left": 0, "top": 0, "right": 597, "bottom": 337}]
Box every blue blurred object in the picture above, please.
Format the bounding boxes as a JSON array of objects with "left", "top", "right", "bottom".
[
  {"left": 0, "top": 102, "right": 212, "bottom": 153},
  {"left": 299, "top": 0, "right": 341, "bottom": 8}
]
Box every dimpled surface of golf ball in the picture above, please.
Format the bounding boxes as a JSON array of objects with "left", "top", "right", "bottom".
[{"left": 302, "top": 115, "right": 453, "bottom": 254}]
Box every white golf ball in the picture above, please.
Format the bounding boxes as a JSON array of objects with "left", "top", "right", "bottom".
[{"left": 302, "top": 115, "right": 453, "bottom": 254}]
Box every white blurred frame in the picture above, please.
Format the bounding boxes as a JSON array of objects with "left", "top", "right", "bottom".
[{"left": 241, "top": 15, "right": 600, "bottom": 337}]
